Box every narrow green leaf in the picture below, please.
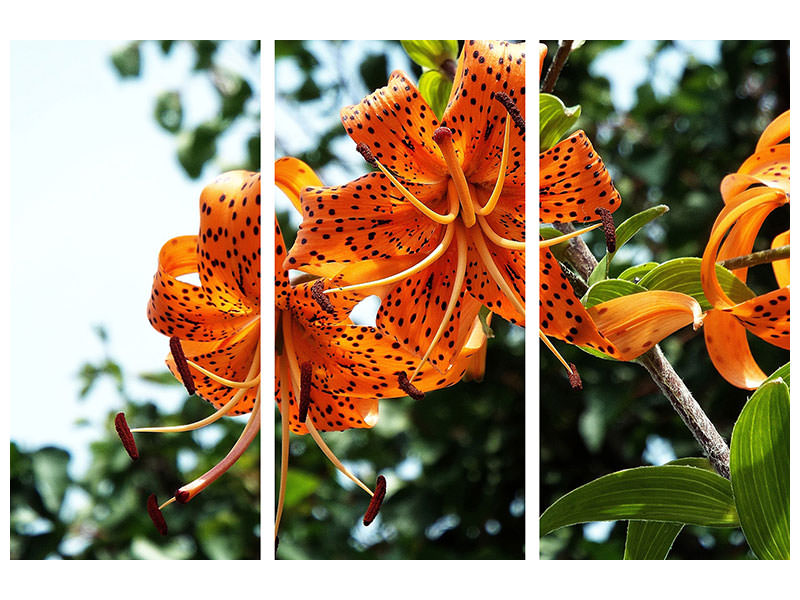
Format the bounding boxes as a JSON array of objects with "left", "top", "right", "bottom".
[
  {"left": 624, "top": 521, "right": 683, "bottom": 560},
  {"left": 418, "top": 70, "right": 452, "bottom": 121},
  {"left": 401, "top": 40, "right": 459, "bottom": 71},
  {"left": 540, "top": 465, "right": 739, "bottom": 537},
  {"left": 587, "top": 205, "right": 670, "bottom": 286},
  {"left": 582, "top": 279, "right": 648, "bottom": 309},
  {"left": 636, "top": 257, "right": 755, "bottom": 310},
  {"left": 730, "top": 379, "right": 790, "bottom": 559},
  {"left": 540, "top": 93, "right": 581, "bottom": 151}
]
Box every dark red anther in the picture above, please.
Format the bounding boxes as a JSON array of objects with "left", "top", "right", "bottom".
[
  {"left": 494, "top": 92, "right": 525, "bottom": 135},
  {"left": 311, "top": 279, "right": 335, "bottom": 314},
  {"left": 169, "top": 337, "right": 196, "bottom": 395},
  {"left": 595, "top": 207, "right": 616, "bottom": 253},
  {"left": 398, "top": 371, "right": 425, "bottom": 401},
  {"left": 356, "top": 142, "right": 378, "bottom": 168},
  {"left": 299, "top": 362, "right": 313, "bottom": 422},
  {"left": 114, "top": 412, "right": 139, "bottom": 461},
  {"left": 568, "top": 363, "right": 583, "bottom": 390},
  {"left": 175, "top": 489, "right": 191, "bottom": 504},
  {"left": 363, "top": 475, "right": 387, "bottom": 526},
  {"left": 147, "top": 494, "right": 168, "bottom": 536},
  {"left": 432, "top": 126, "right": 454, "bottom": 145}
]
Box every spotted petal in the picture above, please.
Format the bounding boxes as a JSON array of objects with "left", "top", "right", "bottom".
[{"left": 540, "top": 130, "right": 622, "bottom": 223}]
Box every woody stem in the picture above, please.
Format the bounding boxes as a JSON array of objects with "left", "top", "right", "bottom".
[
  {"left": 717, "top": 244, "right": 789, "bottom": 271},
  {"left": 540, "top": 41, "right": 573, "bottom": 93},
  {"left": 553, "top": 222, "right": 731, "bottom": 479}
]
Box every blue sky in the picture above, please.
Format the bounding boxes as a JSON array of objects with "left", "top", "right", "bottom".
[{"left": 10, "top": 41, "right": 258, "bottom": 478}]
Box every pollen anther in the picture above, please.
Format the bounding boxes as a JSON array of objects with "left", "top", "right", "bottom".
[
  {"left": 398, "top": 371, "right": 425, "bottom": 400},
  {"left": 299, "top": 362, "right": 313, "bottom": 422},
  {"left": 169, "top": 336, "right": 196, "bottom": 395},
  {"left": 311, "top": 279, "right": 335, "bottom": 314},
  {"left": 147, "top": 494, "right": 168, "bottom": 535},
  {"left": 114, "top": 412, "right": 139, "bottom": 460},
  {"left": 595, "top": 208, "right": 617, "bottom": 253},
  {"left": 568, "top": 363, "right": 583, "bottom": 390},
  {"left": 356, "top": 142, "right": 378, "bottom": 168},
  {"left": 494, "top": 92, "right": 524, "bottom": 134},
  {"left": 363, "top": 475, "right": 387, "bottom": 526}
]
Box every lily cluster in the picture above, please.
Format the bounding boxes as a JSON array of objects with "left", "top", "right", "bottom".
[{"left": 275, "top": 40, "right": 526, "bottom": 544}]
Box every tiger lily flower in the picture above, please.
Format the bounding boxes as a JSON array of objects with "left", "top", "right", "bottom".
[
  {"left": 284, "top": 40, "right": 525, "bottom": 382},
  {"left": 538, "top": 67, "right": 703, "bottom": 375},
  {"left": 274, "top": 157, "right": 484, "bottom": 539},
  {"left": 701, "top": 110, "right": 790, "bottom": 389},
  {"left": 116, "top": 171, "right": 261, "bottom": 535}
]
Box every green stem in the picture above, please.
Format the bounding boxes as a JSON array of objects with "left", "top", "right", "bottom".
[{"left": 717, "top": 245, "right": 789, "bottom": 271}]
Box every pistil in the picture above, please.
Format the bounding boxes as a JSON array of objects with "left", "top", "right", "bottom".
[{"left": 433, "top": 127, "right": 476, "bottom": 228}]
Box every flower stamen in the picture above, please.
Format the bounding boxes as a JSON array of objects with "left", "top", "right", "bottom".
[
  {"left": 595, "top": 207, "right": 617, "bottom": 253},
  {"left": 398, "top": 371, "right": 425, "bottom": 400},
  {"left": 494, "top": 92, "right": 524, "bottom": 134},
  {"left": 476, "top": 117, "right": 511, "bottom": 217},
  {"left": 568, "top": 363, "right": 582, "bottom": 390},
  {"left": 311, "top": 279, "right": 335, "bottom": 314},
  {"left": 147, "top": 494, "right": 169, "bottom": 535},
  {"left": 114, "top": 412, "right": 139, "bottom": 460},
  {"left": 298, "top": 361, "right": 312, "bottom": 422},
  {"left": 169, "top": 336, "right": 196, "bottom": 395},
  {"left": 469, "top": 226, "right": 525, "bottom": 317},
  {"left": 356, "top": 142, "right": 458, "bottom": 225},
  {"left": 363, "top": 475, "right": 387, "bottom": 526}
]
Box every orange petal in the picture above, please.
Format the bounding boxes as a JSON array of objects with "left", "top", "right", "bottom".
[
  {"left": 539, "top": 247, "right": 617, "bottom": 356},
  {"left": 284, "top": 171, "right": 447, "bottom": 283},
  {"left": 275, "top": 156, "right": 323, "bottom": 212},
  {"left": 701, "top": 188, "right": 787, "bottom": 308},
  {"left": 717, "top": 193, "right": 783, "bottom": 282},
  {"left": 587, "top": 291, "right": 703, "bottom": 361},
  {"left": 340, "top": 71, "right": 447, "bottom": 184},
  {"left": 540, "top": 130, "right": 622, "bottom": 223},
  {"left": 726, "top": 288, "right": 790, "bottom": 350},
  {"left": 703, "top": 309, "right": 767, "bottom": 390},
  {"left": 375, "top": 246, "right": 483, "bottom": 372},
  {"left": 197, "top": 171, "right": 261, "bottom": 309},
  {"left": 755, "top": 110, "right": 789, "bottom": 151},
  {"left": 721, "top": 143, "right": 790, "bottom": 200},
  {"left": 466, "top": 240, "right": 525, "bottom": 326},
  {"left": 170, "top": 320, "right": 260, "bottom": 413},
  {"left": 442, "top": 40, "right": 526, "bottom": 189},
  {"left": 772, "top": 230, "right": 790, "bottom": 287},
  {"left": 148, "top": 235, "right": 256, "bottom": 342}
]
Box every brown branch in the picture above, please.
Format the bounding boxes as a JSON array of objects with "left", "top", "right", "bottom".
[
  {"left": 718, "top": 245, "right": 789, "bottom": 271},
  {"left": 552, "top": 222, "right": 732, "bottom": 479},
  {"left": 540, "top": 41, "right": 573, "bottom": 93}
]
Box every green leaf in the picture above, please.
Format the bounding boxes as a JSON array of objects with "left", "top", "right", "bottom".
[
  {"left": 138, "top": 370, "right": 181, "bottom": 386},
  {"left": 401, "top": 40, "right": 459, "bottom": 71},
  {"left": 540, "top": 93, "right": 581, "bottom": 151},
  {"left": 587, "top": 205, "right": 670, "bottom": 286},
  {"left": 636, "top": 257, "right": 755, "bottom": 311},
  {"left": 766, "top": 362, "right": 790, "bottom": 388},
  {"left": 618, "top": 262, "right": 658, "bottom": 282},
  {"left": 154, "top": 90, "right": 183, "bottom": 133},
  {"left": 540, "top": 465, "right": 739, "bottom": 537},
  {"left": 419, "top": 70, "right": 452, "bottom": 121},
  {"left": 582, "top": 279, "right": 648, "bottom": 309},
  {"left": 624, "top": 521, "right": 683, "bottom": 559},
  {"left": 110, "top": 42, "right": 141, "bottom": 78},
  {"left": 31, "top": 447, "right": 71, "bottom": 516},
  {"left": 730, "top": 379, "right": 790, "bottom": 559},
  {"left": 283, "top": 470, "right": 321, "bottom": 509}
]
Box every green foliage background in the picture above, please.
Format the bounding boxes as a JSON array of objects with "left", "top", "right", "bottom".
[
  {"left": 10, "top": 41, "right": 260, "bottom": 560},
  {"left": 539, "top": 40, "right": 789, "bottom": 559},
  {"left": 275, "top": 40, "right": 525, "bottom": 559}
]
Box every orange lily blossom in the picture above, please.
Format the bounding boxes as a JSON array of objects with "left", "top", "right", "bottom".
[
  {"left": 538, "top": 44, "right": 704, "bottom": 380},
  {"left": 700, "top": 110, "right": 790, "bottom": 389},
  {"left": 116, "top": 171, "right": 261, "bottom": 535},
  {"left": 284, "top": 40, "right": 525, "bottom": 384},
  {"left": 274, "top": 157, "right": 485, "bottom": 536}
]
